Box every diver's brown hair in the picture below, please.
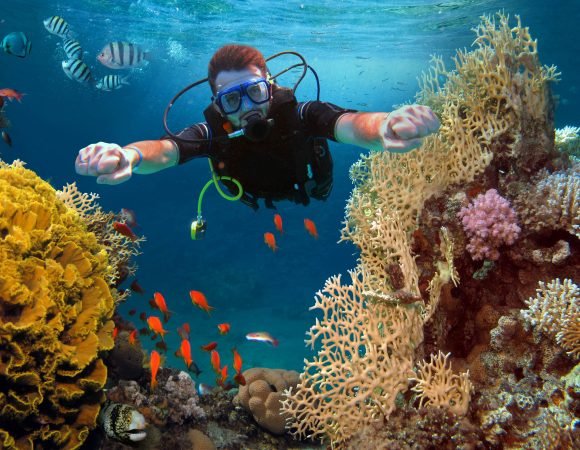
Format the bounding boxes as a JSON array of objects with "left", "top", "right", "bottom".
[{"left": 208, "top": 44, "right": 268, "bottom": 93}]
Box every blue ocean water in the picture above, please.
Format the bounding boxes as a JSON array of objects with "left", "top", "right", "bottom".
[{"left": 1, "top": 0, "right": 578, "bottom": 386}]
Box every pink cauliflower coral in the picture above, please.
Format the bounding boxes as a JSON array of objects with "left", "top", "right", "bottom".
[{"left": 458, "top": 189, "right": 521, "bottom": 261}]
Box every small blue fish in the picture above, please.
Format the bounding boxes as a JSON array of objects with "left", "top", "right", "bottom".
[
  {"left": 197, "top": 383, "right": 213, "bottom": 396},
  {"left": 1, "top": 32, "right": 31, "bottom": 58}
]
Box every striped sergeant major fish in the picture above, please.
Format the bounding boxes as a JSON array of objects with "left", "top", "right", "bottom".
[
  {"left": 62, "top": 38, "right": 82, "bottom": 60},
  {"left": 43, "top": 16, "right": 72, "bottom": 39},
  {"left": 97, "top": 42, "right": 149, "bottom": 70},
  {"left": 62, "top": 59, "right": 92, "bottom": 84},
  {"left": 96, "top": 75, "right": 130, "bottom": 91}
]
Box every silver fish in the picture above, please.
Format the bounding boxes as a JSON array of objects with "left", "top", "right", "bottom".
[
  {"left": 1, "top": 32, "right": 31, "bottom": 58},
  {"left": 97, "top": 41, "right": 149, "bottom": 69},
  {"left": 43, "top": 16, "right": 71, "bottom": 38},
  {"left": 62, "top": 38, "right": 82, "bottom": 60},
  {"left": 62, "top": 58, "right": 92, "bottom": 84},
  {"left": 2, "top": 130, "right": 12, "bottom": 147},
  {"left": 98, "top": 401, "right": 147, "bottom": 445},
  {"left": 96, "top": 74, "right": 130, "bottom": 91}
]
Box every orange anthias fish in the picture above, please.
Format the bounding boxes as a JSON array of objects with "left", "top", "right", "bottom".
[
  {"left": 232, "top": 348, "right": 246, "bottom": 385},
  {"left": 217, "top": 323, "right": 230, "bottom": 335},
  {"left": 0, "top": 88, "right": 25, "bottom": 102},
  {"left": 210, "top": 350, "right": 221, "bottom": 374},
  {"left": 200, "top": 341, "right": 218, "bottom": 352},
  {"left": 273, "top": 214, "right": 284, "bottom": 234},
  {"left": 150, "top": 350, "right": 160, "bottom": 391},
  {"left": 179, "top": 339, "right": 193, "bottom": 370},
  {"left": 304, "top": 218, "right": 319, "bottom": 239},
  {"left": 177, "top": 323, "right": 191, "bottom": 340},
  {"left": 128, "top": 329, "right": 138, "bottom": 345},
  {"left": 112, "top": 326, "right": 119, "bottom": 340},
  {"left": 112, "top": 221, "right": 138, "bottom": 241},
  {"left": 147, "top": 316, "right": 168, "bottom": 340},
  {"left": 264, "top": 232, "right": 278, "bottom": 252},
  {"left": 189, "top": 290, "right": 214, "bottom": 314},
  {"left": 153, "top": 292, "right": 171, "bottom": 322},
  {"left": 217, "top": 365, "right": 228, "bottom": 387}
]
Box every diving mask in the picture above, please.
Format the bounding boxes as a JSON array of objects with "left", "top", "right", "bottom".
[{"left": 215, "top": 77, "right": 271, "bottom": 114}]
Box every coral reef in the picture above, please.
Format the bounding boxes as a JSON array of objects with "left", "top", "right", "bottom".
[
  {"left": 234, "top": 367, "right": 300, "bottom": 435},
  {"left": 282, "top": 11, "right": 578, "bottom": 449},
  {"left": 57, "top": 182, "right": 144, "bottom": 295},
  {"left": 0, "top": 160, "right": 116, "bottom": 449}
]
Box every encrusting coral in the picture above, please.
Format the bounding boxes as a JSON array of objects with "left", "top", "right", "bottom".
[
  {"left": 0, "top": 160, "right": 117, "bottom": 449},
  {"left": 282, "top": 11, "right": 578, "bottom": 449}
]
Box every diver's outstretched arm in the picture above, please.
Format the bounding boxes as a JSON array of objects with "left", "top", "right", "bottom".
[
  {"left": 334, "top": 104, "right": 440, "bottom": 153},
  {"left": 75, "top": 139, "right": 178, "bottom": 185}
]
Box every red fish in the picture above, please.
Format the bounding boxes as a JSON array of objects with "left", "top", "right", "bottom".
[
  {"left": 179, "top": 339, "right": 193, "bottom": 370},
  {"left": 234, "top": 372, "right": 246, "bottom": 386},
  {"left": 139, "top": 312, "right": 147, "bottom": 322},
  {"left": 130, "top": 279, "right": 145, "bottom": 294},
  {"left": 153, "top": 292, "right": 171, "bottom": 322},
  {"left": 147, "top": 316, "right": 168, "bottom": 340},
  {"left": 177, "top": 323, "right": 191, "bottom": 340},
  {"left": 304, "top": 218, "right": 318, "bottom": 239},
  {"left": 112, "top": 326, "right": 118, "bottom": 340},
  {"left": 232, "top": 348, "right": 243, "bottom": 374},
  {"left": 264, "top": 232, "right": 278, "bottom": 252},
  {"left": 128, "top": 329, "right": 138, "bottom": 345},
  {"left": 128, "top": 308, "right": 137, "bottom": 316},
  {"left": 112, "top": 221, "right": 138, "bottom": 241},
  {"left": 210, "top": 350, "right": 221, "bottom": 374},
  {"left": 273, "top": 214, "right": 284, "bottom": 234},
  {"left": 150, "top": 350, "right": 160, "bottom": 391},
  {"left": 155, "top": 341, "right": 168, "bottom": 352},
  {"left": 217, "top": 323, "right": 230, "bottom": 335},
  {"left": 189, "top": 290, "right": 214, "bottom": 314},
  {"left": 200, "top": 341, "right": 217, "bottom": 352},
  {"left": 217, "top": 365, "right": 228, "bottom": 387},
  {"left": 0, "top": 88, "right": 24, "bottom": 102}
]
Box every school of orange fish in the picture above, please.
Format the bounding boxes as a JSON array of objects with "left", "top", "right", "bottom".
[{"left": 108, "top": 211, "right": 312, "bottom": 392}]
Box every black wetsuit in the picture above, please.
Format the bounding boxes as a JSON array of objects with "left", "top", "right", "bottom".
[{"left": 166, "top": 86, "right": 354, "bottom": 209}]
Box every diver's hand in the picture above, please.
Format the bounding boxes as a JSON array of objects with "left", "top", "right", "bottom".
[
  {"left": 75, "top": 142, "right": 138, "bottom": 185},
  {"left": 381, "top": 105, "right": 440, "bottom": 153}
]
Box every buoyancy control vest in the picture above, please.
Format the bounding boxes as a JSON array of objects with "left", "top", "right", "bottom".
[{"left": 203, "top": 86, "right": 333, "bottom": 210}]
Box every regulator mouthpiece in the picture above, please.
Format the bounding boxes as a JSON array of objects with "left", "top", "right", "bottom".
[{"left": 242, "top": 116, "right": 274, "bottom": 142}]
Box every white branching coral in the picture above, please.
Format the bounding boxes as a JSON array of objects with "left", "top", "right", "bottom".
[
  {"left": 521, "top": 278, "right": 580, "bottom": 358},
  {"left": 280, "top": 268, "right": 424, "bottom": 447},
  {"left": 409, "top": 351, "right": 473, "bottom": 416},
  {"left": 555, "top": 126, "right": 580, "bottom": 158}
]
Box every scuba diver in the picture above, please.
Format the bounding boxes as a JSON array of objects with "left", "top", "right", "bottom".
[{"left": 75, "top": 44, "right": 439, "bottom": 215}]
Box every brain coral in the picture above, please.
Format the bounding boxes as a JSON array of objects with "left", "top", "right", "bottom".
[{"left": 0, "top": 160, "right": 116, "bottom": 449}]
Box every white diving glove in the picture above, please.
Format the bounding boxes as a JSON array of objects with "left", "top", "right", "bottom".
[
  {"left": 75, "top": 141, "right": 140, "bottom": 185},
  {"left": 381, "top": 104, "right": 440, "bottom": 153}
]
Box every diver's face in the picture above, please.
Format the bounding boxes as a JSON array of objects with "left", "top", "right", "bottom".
[{"left": 214, "top": 66, "right": 271, "bottom": 128}]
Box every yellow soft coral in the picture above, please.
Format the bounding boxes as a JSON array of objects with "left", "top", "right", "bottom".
[{"left": 0, "top": 161, "right": 116, "bottom": 449}]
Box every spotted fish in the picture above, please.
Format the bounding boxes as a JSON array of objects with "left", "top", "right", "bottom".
[{"left": 98, "top": 401, "right": 147, "bottom": 445}]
